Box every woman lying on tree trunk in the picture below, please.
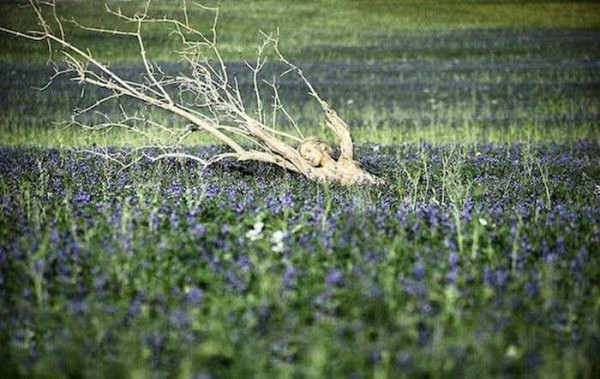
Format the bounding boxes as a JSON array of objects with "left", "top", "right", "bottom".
[{"left": 0, "top": 0, "right": 384, "bottom": 185}]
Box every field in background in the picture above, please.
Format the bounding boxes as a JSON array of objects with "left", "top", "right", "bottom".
[
  {"left": 1, "top": 29, "right": 599, "bottom": 146},
  {"left": 0, "top": 0, "right": 599, "bottom": 146},
  {"left": 1, "top": 1, "right": 599, "bottom": 377},
  {"left": 2, "top": 0, "right": 600, "bottom": 62}
]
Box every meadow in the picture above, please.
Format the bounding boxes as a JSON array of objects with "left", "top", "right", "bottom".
[{"left": 1, "top": 0, "right": 599, "bottom": 377}]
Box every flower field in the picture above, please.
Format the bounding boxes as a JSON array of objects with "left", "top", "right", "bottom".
[
  {"left": 2, "top": 28, "right": 599, "bottom": 146},
  {"left": 1, "top": 142, "right": 598, "bottom": 376},
  {"left": 1, "top": 1, "right": 599, "bottom": 376}
]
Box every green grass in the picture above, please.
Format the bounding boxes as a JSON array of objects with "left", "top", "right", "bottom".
[
  {"left": 1, "top": 144, "right": 598, "bottom": 377},
  {"left": 1, "top": 2, "right": 599, "bottom": 376},
  {"left": 0, "top": 1, "right": 598, "bottom": 148},
  {"left": 1, "top": 0, "right": 599, "bottom": 63},
  {"left": 1, "top": 112, "right": 597, "bottom": 148}
]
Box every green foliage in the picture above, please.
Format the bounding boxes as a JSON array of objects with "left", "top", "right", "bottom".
[
  {"left": 0, "top": 2, "right": 599, "bottom": 376},
  {"left": 1, "top": 2, "right": 598, "bottom": 147},
  {"left": 1, "top": 0, "right": 599, "bottom": 62},
  {"left": 0, "top": 144, "right": 598, "bottom": 377}
]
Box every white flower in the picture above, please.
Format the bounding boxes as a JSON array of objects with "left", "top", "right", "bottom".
[
  {"left": 478, "top": 218, "right": 488, "bottom": 226},
  {"left": 505, "top": 345, "right": 519, "bottom": 359},
  {"left": 271, "top": 230, "right": 286, "bottom": 253},
  {"left": 271, "top": 230, "right": 285, "bottom": 244},
  {"left": 246, "top": 221, "right": 264, "bottom": 241}
]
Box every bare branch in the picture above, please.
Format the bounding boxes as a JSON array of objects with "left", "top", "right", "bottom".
[{"left": 0, "top": 0, "right": 383, "bottom": 185}]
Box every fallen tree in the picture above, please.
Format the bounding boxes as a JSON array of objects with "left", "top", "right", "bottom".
[{"left": 1, "top": 0, "right": 383, "bottom": 185}]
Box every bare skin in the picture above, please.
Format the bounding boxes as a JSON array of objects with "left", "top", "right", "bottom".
[
  {"left": 297, "top": 137, "right": 383, "bottom": 185},
  {"left": 298, "top": 138, "right": 334, "bottom": 167}
]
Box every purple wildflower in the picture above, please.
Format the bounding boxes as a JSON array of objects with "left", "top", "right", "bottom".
[
  {"left": 69, "top": 298, "right": 88, "bottom": 316},
  {"left": 325, "top": 269, "right": 344, "bottom": 287},
  {"left": 186, "top": 287, "right": 204, "bottom": 305},
  {"left": 283, "top": 265, "right": 297, "bottom": 289},
  {"left": 169, "top": 308, "right": 189, "bottom": 328}
]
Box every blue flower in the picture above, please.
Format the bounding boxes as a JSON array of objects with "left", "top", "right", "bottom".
[
  {"left": 412, "top": 260, "right": 426, "bottom": 281},
  {"left": 186, "top": 287, "right": 204, "bottom": 305},
  {"left": 325, "top": 269, "right": 344, "bottom": 287},
  {"left": 283, "top": 265, "right": 297, "bottom": 289},
  {"left": 169, "top": 308, "right": 190, "bottom": 328},
  {"left": 69, "top": 298, "right": 88, "bottom": 316}
]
